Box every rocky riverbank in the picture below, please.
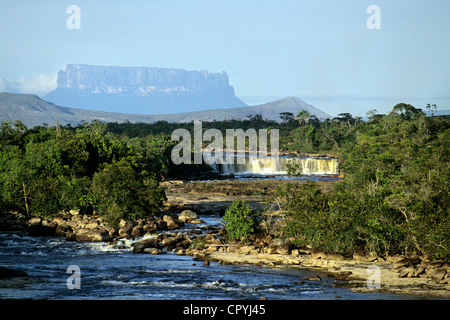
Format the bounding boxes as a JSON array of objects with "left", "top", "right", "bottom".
[
  {"left": 160, "top": 179, "right": 450, "bottom": 299},
  {"left": 4, "top": 207, "right": 450, "bottom": 298},
  {"left": 177, "top": 230, "right": 450, "bottom": 299},
  {"left": 24, "top": 208, "right": 206, "bottom": 244},
  {"left": 1, "top": 179, "right": 449, "bottom": 299}
]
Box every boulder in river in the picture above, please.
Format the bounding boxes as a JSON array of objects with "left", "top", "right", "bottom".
[
  {"left": 74, "top": 228, "right": 112, "bottom": 242},
  {"left": 118, "top": 220, "right": 134, "bottom": 236},
  {"left": 268, "top": 238, "right": 292, "bottom": 255},
  {"left": 163, "top": 215, "right": 184, "bottom": 230},
  {"left": 178, "top": 210, "right": 199, "bottom": 223},
  {"left": 55, "top": 222, "right": 72, "bottom": 236}
]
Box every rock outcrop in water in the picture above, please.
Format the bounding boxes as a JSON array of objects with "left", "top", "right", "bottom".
[
  {"left": 25, "top": 208, "right": 207, "bottom": 244},
  {"left": 27, "top": 210, "right": 187, "bottom": 242},
  {"left": 44, "top": 64, "right": 247, "bottom": 114}
]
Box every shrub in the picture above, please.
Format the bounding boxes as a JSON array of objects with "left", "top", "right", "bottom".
[
  {"left": 90, "top": 159, "right": 166, "bottom": 227},
  {"left": 223, "top": 199, "right": 260, "bottom": 241}
]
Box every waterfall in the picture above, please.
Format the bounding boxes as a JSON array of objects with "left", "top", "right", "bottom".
[{"left": 205, "top": 154, "right": 339, "bottom": 176}]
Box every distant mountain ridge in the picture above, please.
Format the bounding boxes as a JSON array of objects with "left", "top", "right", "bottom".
[
  {"left": 161, "top": 96, "right": 331, "bottom": 122},
  {"left": 44, "top": 64, "right": 246, "bottom": 114},
  {"left": 0, "top": 92, "right": 331, "bottom": 128}
]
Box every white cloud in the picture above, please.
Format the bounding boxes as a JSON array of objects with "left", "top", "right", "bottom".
[{"left": 0, "top": 73, "right": 57, "bottom": 96}]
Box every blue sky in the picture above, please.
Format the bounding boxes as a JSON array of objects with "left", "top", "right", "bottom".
[{"left": 0, "top": 0, "right": 449, "bottom": 116}]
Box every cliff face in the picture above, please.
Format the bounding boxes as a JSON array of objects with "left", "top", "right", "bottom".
[{"left": 45, "top": 64, "right": 246, "bottom": 114}]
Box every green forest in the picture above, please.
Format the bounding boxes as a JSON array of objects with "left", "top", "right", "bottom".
[{"left": 0, "top": 103, "right": 448, "bottom": 260}]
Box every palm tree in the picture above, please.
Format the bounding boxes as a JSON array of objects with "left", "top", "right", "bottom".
[{"left": 296, "top": 110, "right": 310, "bottom": 126}]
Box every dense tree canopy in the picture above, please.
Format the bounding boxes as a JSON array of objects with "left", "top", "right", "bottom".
[
  {"left": 268, "top": 105, "right": 449, "bottom": 260},
  {"left": 0, "top": 121, "right": 170, "bottom": 226},
  {"left": 1, "top": 104, "right": 448, "bottom": 261}
]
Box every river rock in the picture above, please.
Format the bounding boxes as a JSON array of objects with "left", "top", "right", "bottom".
[
  {"left": 55, "top": 222, "right": 72, "bottom": 236},
  {"left": 268, "top": 238, "right": 292, "bottom": 255},
  {"left": 427, "top": 268, "right": 447, "bottom": 282},
  {"left": 143, "top": 248, "right": 164, "bottom": 255},
  {"left": 398, "top": 266, "right": 415, "bottom": 278},
  {"left": 189, "top": 219, "right": 205, "bottom": 224},
  {"left": 143, "top": 222, "right": 158, "bottom": 233},
  {"left": 119, "top": 220, "right": 134, "bottom": 234},
  {"left": 413, "top": 266, "right": 426, "bottom": 278},
  {"left": 69, "top": 209, "right": 80, "bottom": 216},
  {"left": 131, "top": 225, "right": 144, "bottom": 237},
  {"left": 162, "top": 236, "right": 177, "bottom": 247},
  {"left": 102, "top": 226, "right": 117, "bottom": 237},
  {"left": 333, "top": 271, "right": 353, "bottom": 281},
  {"left": 163, "top": 215, "right": 181, "bottom": 230},
  {"left": 162, "top": 215, "right": 175, "bottom": 222},
  {"left": 52, "top": 216, "right": 65, "bottom": 225},
  {"left": 366, "top": 252, "right": 378, "bottom": 262},
  {"left": 28, "top": 217, "right": 42, "bottom": 234},
  {"left": 66, "top": 220, "right": 78, "bottom": 229},
  {"left": 326, "top": 253, "right": 345, "bottom": 261},
  {"left": 133, "top": 242, "right": 150, "bottom": 253},
  {"left": 178, "top": 210, "right": 199, "bottom": 222},
  {"left": 65, "top": 231, "right": 76, "bottom": 241},
  {"left": 301, "top": 275, "right": 321, "bottom": 281},
  {"left": 85, "top": 221, "right": 99, "bottom": 229},
  {"left": 29, "top": 217, "right": 41, "bottom": 225},
  {"left": 428, "top": 261, "right": 444, "bottom": 269},
  {"left": 177, "top": 239, "right": 192, "bottom": 249},
  {"left": 394, "top": 258, "right": 411, "bottom": 269},
  {"left": 311, "top": 249, "right": 325, "bottom": 259},
  {"left": 154, "top": 218, "right": 166, "bottom": 230},
  {"left": 74, "top": 229, "right": 112, "bottom": 242},
  {"left": 239, "top": 245, "right": 256, "bottom": 255},
  {"left": 167, "top": 221, "right": 180, "bottom": 230},
  {"left": 119, "top": 219, "right": 132, "bottom": 228}
]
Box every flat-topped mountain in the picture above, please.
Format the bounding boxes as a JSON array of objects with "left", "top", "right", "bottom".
[
  {"left": 0, "top": 93, "right": 331, "bottom": 128},
  {"left": 44, "top": 64, "right": 247, "bottom": 114}
]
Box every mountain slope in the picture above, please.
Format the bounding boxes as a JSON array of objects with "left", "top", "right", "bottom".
[
  {"left": 153, "top": 96, "right": 331, "bottom": 122},
  {"left": 0, "top": 92, "right": 331, "bottom": 128}
]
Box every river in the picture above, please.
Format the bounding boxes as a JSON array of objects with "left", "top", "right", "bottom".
[{"left": 0, "top": 215, "right": 419, "bottom": 300}]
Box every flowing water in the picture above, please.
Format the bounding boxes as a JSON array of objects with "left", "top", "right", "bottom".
[
  {"left": 206, "top": 154, "right": 340, "bottom": 176},
  {"left": 1, "top": 216, "right": 418, "bottom": 300}
]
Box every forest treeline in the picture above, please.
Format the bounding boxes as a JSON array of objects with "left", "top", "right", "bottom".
[{"left": 0, "top": 103, "right": 448, "bottom": 259}]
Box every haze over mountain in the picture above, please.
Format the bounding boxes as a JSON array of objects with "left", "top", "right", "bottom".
[
  {"left": 44, "top": 64, "right": 246, "bottom": 114},
  {"left": 0, "top": 93, "right": 331, "bottom": 128}
]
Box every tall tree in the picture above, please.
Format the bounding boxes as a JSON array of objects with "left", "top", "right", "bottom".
[{"left": 296, "top": 110, "right": 310, "bottom": 126}]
